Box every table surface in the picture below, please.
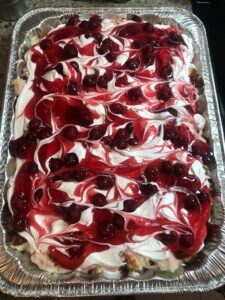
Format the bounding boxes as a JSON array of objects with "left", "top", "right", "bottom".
[{"left": 0, "top": 0, "right": 224, "bottom": 299}]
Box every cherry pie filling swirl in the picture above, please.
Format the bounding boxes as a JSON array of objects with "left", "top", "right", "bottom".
[{"left": 8, "top": 14, "right": 215, "bottom": 272}]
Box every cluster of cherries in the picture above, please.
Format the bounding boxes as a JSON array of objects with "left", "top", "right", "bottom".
[
  {"left": 56, "top": 173, "right": 136, "bottom": 231},
  {"left": 141, "top": 159, "right": 211, "bottom": 254},
  {"left": 9, "top": 118, "right": 51, "bottom": 159},
  {"left": 84, "top": 121, "right": 138, "bottom": 150},
  {"left": 35, "top": 12, "right": 187, "bottom": 97},
  {"left": 163, "top": 121, "right": 214, "bottom": 165},
  {"left": 157, "top": 189, "right": 210, "bottom": 258},
  {"left": 101, "top": 122, "right": 138, "bottom": 149},
  {"left": 142, "top": 159, "right": 210, "bottom": 206}
]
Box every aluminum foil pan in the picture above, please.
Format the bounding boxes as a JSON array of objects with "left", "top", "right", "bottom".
[{"left": 1, "top": 7, "right": 225, "bottom": 297}]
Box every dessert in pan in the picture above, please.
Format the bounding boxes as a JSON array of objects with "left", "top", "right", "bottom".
[{"left": 8, "top": 13, "right": 215, "bottom": 275}]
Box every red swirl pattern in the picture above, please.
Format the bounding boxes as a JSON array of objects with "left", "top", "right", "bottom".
[{"left": 8, "top": 14, "right": 214, "bottom": 272}]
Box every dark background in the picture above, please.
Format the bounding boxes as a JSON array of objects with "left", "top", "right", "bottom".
[{"left": 192, "top": 0, "right": 225, "bottom": 128}]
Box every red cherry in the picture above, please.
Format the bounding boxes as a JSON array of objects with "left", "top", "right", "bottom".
[
  {"left": 125, "top": 122, "right": 134, "bottom": 134},
  {"left": 115, "top": 128, "right": 130, "bottom": 139},
  {"left": 179, "top": 233, "right": 194, "bottom": 248},
  {"left": 167, "top": 31, "right": 184, "bottom": 45},
  {"left": 127, "top": 87, "right": 143, "bottom": 102},
  {"left": 202, "top": 152, "right": 215, "bottom": 166},
  {"left": 99, "top": 38, "right": 119, "bottom": 54},
  {"left": 173, "top": 135, "right": 189, "bottom": 150},
  {"left": 184, "top": 194, "right": 200, "bottom": 211},
  {"left": 28, "top": 118, "right": 41, "bottom": 131},
  {"left": 109, "top": 103, "right": 126, "bottom": 114},
  {"left": 88, "top": 125, "right": 107, "bottom": 140},
  {"left": 132, "top": 40, "right": 144, "bottom": 49},
  {"left": 167, "top": 107, "right": 177, "bottom": 116},
  {"left": 49, "top": 158, "right": 62, "bottom": 171},
  {"left": 56, "top": 63, "right": 63, "bottom": 75},
  {"left": 12, "top": 215, "right": 26, "bottom": 232},
  {"left": 66, "top": 15, "right": 80, "bottom": 26},
  {"left": 125, "top": 58, "right": 140, "bottom": 71},
  {"left": 185, "top": 105, "right": 195, "bottom": 114},
  {"left": 37, "top": 127, "right": 52, "bottom": 140},
  {"left": 73, "top": 169, "right": 88, "bottom": 182},
  {"left": 89, "top": 14, "right": 102, "bottom": 30},
  {"left": 98, "top": 221, "right": 115, "bottom": 239},
  {"left": 97, "top": 74, "right": 110, "bottom": 88},
  {"left": 115, "top": 138, "right": 128, "bottom": 150},
  {"left": 80, "top": 20, "right": 90, "bottom": 32},
  {"left": 64, "top": 43, "right": 78, "bottom": 58},
  {"left": 9, "top": 139, "right": 26, "bottom": 157},
  {"left": 141, "top": 45, "right": 154, "bottom": 65},
  {"left": 83, "top": 75, "right": 97, "bottom": 90},
  {"left": 148, "top": 37, "right": 161, "bottom": 47},
  {"left": 9, "top": 137, "right": 27, "bottom": 155},
  {"left": 90, "top": 193, "right": 107, "bottom": 207},
  {"left": 52, "top": 175, "right": 63, "bottom": 182},
  {"left": 62, "top": 126, "right": 77, "bottom": 141},
  {"left": 40, "top": 38, "right": 52, "bottom": 50},
  {"left": 191, "top": 140, "right": 209, "bottom": 156},
  {"left": 27, "top": 161, "right": 38, "bottom": 175},
  {"left": 196, "top": 190, "right": 210, "bottom": 204},
  {"left": 12, "top": 194, "right": 29, "bottom": 214},
  {"left": 159, "top": 63, "right": 173, "bottom": 80},
  {"left": 144, "top": 166, "right": 158, "bottom": 182},
  {"left": 93, "top": 33, "right": 102, "bottom": 43},
  {"left": 161, "top": 160, "right": 174, "bottom": 173},
  {"left": 70, "top": 61, "right": 79, "bottom": 71},
  {"left": 68, "top": 104, "right": 92, "bottom": 128},
  {"left": 68, "top": 243, "right": 85, "bottom": 257},
  {"left": 159, "top": 231, "right": 177, "bottom": 245},
  {"left": 131, "top": 15, "right": 142, "bottom": 22},
  {"left": 113, "top": 213, "right": 124, "bottom": 229},
  {"left": 26, "top": 131, "right": 37, "bottom": 144},
  {"left": 116, "top": 74, "right": 129, "bottom": 86},
  {"left": 67, "top": 80, "right": 79, "bottom": 95},
  {"left": 123, "top": 199, "right": 137, "bottom": 212},
  {"left": 65, "top": 204, "right": 82, "bottom": 223},
  {"left": 163, "top": 123, "right": 178, "bottom": 141},
  {"left": 127, "top": 137, "right": 138, "bottom": 146},
  {"left": 142, "top": 22, "right": 154, "bottom": 32},
  {"left": 105, "top": 52, "right": 117, "bottom": 62},
  {"left": 174, "top": 163, "right": 187, "bottom": 176},
  {"left": 157, "top": 83, "right": 173, "bottom": 101},
  {"left": 96, "top": 175, "right": 115, "bottom": 190},
  {"left": 178, "top": 175, "right": 200, "bottom": 192},
  {"left": 64, "top": 153, "right": 79, "bottom": 167},
  {"left": 34, "top": 189, "right": 43, "bottom": 202},
  {"left": 140, "top": 183, "right": 158, "bottom": 196},
  {"left": 118, "top": 24, "right": 141, "bottom": 37},
  {"left": 101, "top": 136, "right": 113, "bottom": 146}
]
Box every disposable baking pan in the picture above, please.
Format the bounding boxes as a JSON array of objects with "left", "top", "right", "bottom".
[{"left": 0, "top": 7, "right": 225, "bottom": 297}]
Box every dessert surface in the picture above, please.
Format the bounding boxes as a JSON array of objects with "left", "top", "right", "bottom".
[{"left": 8, "top": 14, "right": 214, "bottom": 274}]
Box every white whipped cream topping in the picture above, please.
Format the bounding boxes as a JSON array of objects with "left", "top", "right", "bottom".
[{"left": 8, "top": 16, "right": 211, "bottom": 275}]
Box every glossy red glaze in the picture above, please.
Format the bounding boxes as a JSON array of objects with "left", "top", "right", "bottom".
[{"left": 9, "top": 15, "right": 214, "bottom": 270}]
